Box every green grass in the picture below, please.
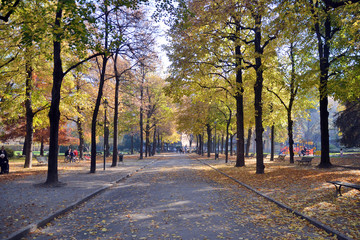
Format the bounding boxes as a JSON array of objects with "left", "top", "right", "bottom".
[{"left": 9, "top": 157, "right": 25, "bottom": 163}]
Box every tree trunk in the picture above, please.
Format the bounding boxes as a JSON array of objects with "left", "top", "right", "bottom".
[
  {"left": 254, "top": 13, "right": 265, "bottom": 174},
  {"left": 105, "top": 126, "right": 110, "bottom": 157},
  {"left": 24, "top": 53, "right": 34, "bottom": 168},
  {"left": 221, "top": 135, "right": 224, "bottom": 154},
  {"left": 317, "top": 14, "right": 331, "bottom": 168},
  {"left": 139, "top": 107, "right": 144, "bottom": 159},
  {"left": 111, "top": 53, "right": 120, "bottom": 167},
  {"left": 139, "top": 79, "right": 144, "bottom": 159},
  {"left": 131, "top": 134, "right": 134, "bottom": 154},
  {"left": 288, "top": 42, "right": 296, "bottom": 164},
  {"left": 76, "top": 116, "right": 84, "bottom": 160},
  {"left": 234, "top": 23, "right": 245, "bottom": 167},
  {"left": 91, "top": 2, "right": 110, "bottom": 173},
  {"left": 245, "top": 128, "right": 252, "bottom": 157},
  {"left": 288, "top": 113, "right": 295, "bottom": 163},
  {"left": 201, "top": 133, "right": 204, "bottom": 156},
  {"left": 22, "top": 141, "right": 26, "bottom": 156},
  {"left": 152, "top": 125, "right": 157, "bottom": 155},
  {"left": 206, "top": 124, "right": 212, "bottom": 158},
  {"left": 145, "top": 119, "right": 150, "bottom": 157},
  {"left": 197, "top": 134, "right": 201, "bottom": 155},
  {"left": 225, "top": 121, "right": 230, "bottom": 163},
  {"left": 157, "top": 133, "right": 160, "bottom": 152},
  {"left": 40, "top": 138, "right": 44, "bottom": 156},
  {"left": 90, "top": 55, "right": 108, "bottom": 173},
  {"left": 75, "top": 78, "right": 84, "bottom": 160},
  {"left": 112, "top": 52, "right": 120, "bottom": 167},
  {"left": 46, "top": 3, "right": 64, "bottom": 184},
  {"left": 270, "top": 125, "right": 274, "bottom": 161}
]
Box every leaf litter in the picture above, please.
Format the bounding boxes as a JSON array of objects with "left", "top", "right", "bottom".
[
  {"left": 192, "top": 154, "right": 360, "bottom": 239},
  {"left": 27, "top": 155, "right": 338, "bottom": 239}
]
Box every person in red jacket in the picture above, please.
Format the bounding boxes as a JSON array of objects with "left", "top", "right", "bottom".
[{"left": 73, "top": 149, "right": 78, "bottom": 157}]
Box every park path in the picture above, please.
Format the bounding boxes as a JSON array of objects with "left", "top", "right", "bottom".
[
  {"left": 27, "top": 154, "right": 331, "bottom": 240},
  {"left": 0, "top": 158, "right": 155, "bottom": 240}
]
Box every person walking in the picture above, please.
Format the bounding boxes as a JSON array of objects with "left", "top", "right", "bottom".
[
  {"left": 65, "top": 147, "right": 71, "bottom": 158},
  {"left": 0, "top": 146, "right": 9, "bottom": 174},
  {"left": 65, "top": 147, "right": 72, "bottom": 162}
]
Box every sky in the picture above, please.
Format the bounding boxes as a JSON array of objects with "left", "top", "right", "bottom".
[{"left": 144, "top": 0, "right": 172, "bottom": 77}]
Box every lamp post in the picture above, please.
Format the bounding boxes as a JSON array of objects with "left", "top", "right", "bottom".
[
  {"left": 103, "top": 98, "right": 108, "bottom": 171},
  {"left": 214, "top": 121, "right": 217, "bottom": 160}
]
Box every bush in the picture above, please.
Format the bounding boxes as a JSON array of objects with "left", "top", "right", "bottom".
[{"left": 5, "top": 147, "right": 14, "bottom": 158}]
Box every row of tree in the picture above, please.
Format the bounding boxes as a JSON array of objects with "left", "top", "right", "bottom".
[
  {"left": 0, "top": 0, "right": 179, "bottom": 185},
  {"left": 164, "top": 0, "right": 360, "bottom": 173}
]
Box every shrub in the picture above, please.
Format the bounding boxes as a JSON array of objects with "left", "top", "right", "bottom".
[{"left": 5, "top": 147, "right": 14, "bottom": 158}]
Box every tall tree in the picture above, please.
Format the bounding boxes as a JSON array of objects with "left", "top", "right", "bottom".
[
  {"left": 90, "top": 0, "right": 112, "bottom": 173},
  {"left": 111, "top": 52, "right": 124, "bottom": 166},
  {"left": 1, "top": 1, "right": 53, "bottom": 168},
  {"left": 267, "top": 38, "right": 317, "bottom": 164},
  {"left": 89, "top": 1, "right": 152, "bottom": 171},
  {"left": 47, "top": 0, "right": 103, "bottom": 184},
  {"left": 244, "top": 0, "right": 278, "bottom": 174},
  {"left": 305, "top": 0, "right": 360, "bottom": 168},
  {"left": 165, "top": 0, "right": 249, "bottom": 166},
  {"left": 139, "top": 63, "right": 145, "bottom": 159}
]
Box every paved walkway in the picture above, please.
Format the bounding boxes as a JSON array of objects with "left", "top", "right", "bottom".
[
  {"left": 1, "top": 154, "right": 335, "bottom": 240},
  {"left": 0, "top": 158, "right": 154, "bottom": 239}
]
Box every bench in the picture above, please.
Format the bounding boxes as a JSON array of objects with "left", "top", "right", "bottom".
[
  {"left": 277, "top": 155, "right": 286, "bottom": 161},
  {"left": 296, "top": 156, "right": 313, "bottom": 166},
  {"left": 36, "top": 156, "right": 48, "bottom": 164},
  {"left": 327, "top": 181, "right": 360, "bottom": 196}
]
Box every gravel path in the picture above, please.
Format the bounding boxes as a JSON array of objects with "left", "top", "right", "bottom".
[
  {"left": 25, "top": 154, "right": 331, "bottom": 239},
  {"left": 0, "top": 159, "right": 154, "bottom": 239}
]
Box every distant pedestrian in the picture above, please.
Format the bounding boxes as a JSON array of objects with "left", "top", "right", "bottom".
[
  {"left": 300, "top": 147, "right": 307, "bottom": 156},
  {"left": 65, "top": 147, "right": 71, "bottom": 158},
  {"left": 0, "top": 146, "right": 9, "bottom": 174},
  {"left": 65, "top": 147, "right": 74, "bottom": 162},
  {"left": 340, "top": 148, "right": 343, "bottom": 157},
  {"left": 69, "top": 150, "right": 75, "bottom": 162}
]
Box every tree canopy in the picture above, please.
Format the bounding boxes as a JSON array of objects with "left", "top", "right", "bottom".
[{"left": 0, "top": 0, "right": 359, "bottom": 177}]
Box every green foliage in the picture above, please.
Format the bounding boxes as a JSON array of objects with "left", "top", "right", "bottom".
[
  {"left": 335, "top": 100, "right": 360, "bottom": 148},
  {"left": 4, "top": 147, "right": 14, "bottom": 158}
]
